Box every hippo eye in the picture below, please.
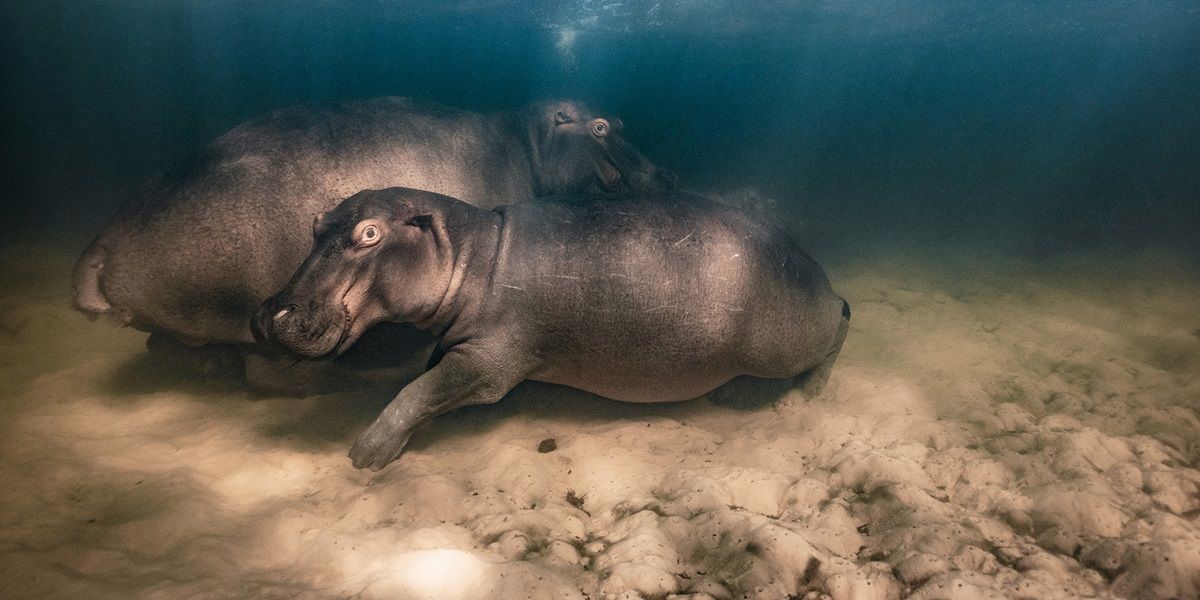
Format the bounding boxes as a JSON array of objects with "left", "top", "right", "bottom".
[
  {"left": 590, "top": 119, "right": 609, "bottom": 138},
  {"left": 354, "top": 221, "right": 382, "bottom": 247}
]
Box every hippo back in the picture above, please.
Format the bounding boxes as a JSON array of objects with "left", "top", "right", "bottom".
[{"left": 493, "top": 193, "right": 841, "bottom": 359}]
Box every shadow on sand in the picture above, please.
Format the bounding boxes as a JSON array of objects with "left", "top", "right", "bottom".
[{"left": 95, "top": 326, "right": 803, "bottom": 462}]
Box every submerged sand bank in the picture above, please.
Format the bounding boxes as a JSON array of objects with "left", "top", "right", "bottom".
[{"left": 0, "top": 241, "right": 1196, "bottom": 599}]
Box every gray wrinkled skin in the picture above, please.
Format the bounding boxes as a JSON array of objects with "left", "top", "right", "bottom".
[
  {"left": 72, "top": 97, "right": 672, "bottom": 348},
  {"left": 254, "top": 188, "right": 850, "bottom": 470}
]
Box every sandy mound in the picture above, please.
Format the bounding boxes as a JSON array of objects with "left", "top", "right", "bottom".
[{"left": 0, "top": 241, "right": 1197, "bottom": 600}]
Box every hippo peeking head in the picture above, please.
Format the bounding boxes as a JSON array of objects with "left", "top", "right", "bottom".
[
  {"left": 253, "top": 189, "right": 453, "bottom": 359},
  {"left": 525, "top": 100, "right": 675, "bottom": 195}
]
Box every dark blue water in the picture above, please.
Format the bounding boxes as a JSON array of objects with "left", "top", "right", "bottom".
[
  {"left": 2, "top": 1, "right": 1198, "bottom": 251},
  {"left": 3, "top": 5, "right": 1200, "bottom": 598}
]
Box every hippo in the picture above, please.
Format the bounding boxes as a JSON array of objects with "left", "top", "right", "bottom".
[
  {"left": 71, "top": 97, "right": 672, "bottom": 385},
  {"left": 253, "top": 187, "right": 850, "bottom": 470}
]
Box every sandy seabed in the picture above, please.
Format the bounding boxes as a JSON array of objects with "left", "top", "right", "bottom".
[{"left": 0, "top": 240, "right": 1197, "bottom": 600}]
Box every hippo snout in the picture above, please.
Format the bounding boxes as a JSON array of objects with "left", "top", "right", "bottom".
[
  {"left": 638, "top": 164, "right": 677, "bottom": 193},
  {"left": 251, "top": 297, "right": 289, "bottom": 347},
  {"left": 252, "top": 296, "right": 347, "bottom": 359},
  {"left": 607, "top": 138, "right": 676, "bottom": 193},
  {"left": 270, "top": 305, "right": 293, "bottom": 322}
]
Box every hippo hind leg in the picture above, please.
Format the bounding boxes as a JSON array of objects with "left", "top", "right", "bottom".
[{"left": 794, "top": 299, "right": 850, "bottom": 396}]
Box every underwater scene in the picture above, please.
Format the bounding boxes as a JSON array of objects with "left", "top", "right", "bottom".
[{"left": 1, "top": 2, "right": 1198, "bottom": 599}]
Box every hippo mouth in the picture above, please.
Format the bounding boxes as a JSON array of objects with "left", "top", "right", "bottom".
[
  {"left": 329, "top": 302, "right": 354, "bottom": 356},
  {"left": 596, "top": 157, "right": 624, "bottom": 191},
  {"left": 329, "top": 275, "right": 371, "bottom": 356},
  {"left": 601, "top": 138, "right": 674, "bottom": 193}
]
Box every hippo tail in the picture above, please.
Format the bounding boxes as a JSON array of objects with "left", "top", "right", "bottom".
[{"left": 72, "top": 242, "right": 113, "bottom": 319}]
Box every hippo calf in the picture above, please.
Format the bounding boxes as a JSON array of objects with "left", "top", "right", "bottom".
[
  {"left": 72, "top": 97, "right": 671, "bottom": 387},
  {"left": 254, "top": 188, "right": 850, "bottom": 470}
]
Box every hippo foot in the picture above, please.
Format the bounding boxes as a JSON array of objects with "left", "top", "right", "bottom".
[{"left": 349, "top": 423, "right": 413, "bottom": 471}]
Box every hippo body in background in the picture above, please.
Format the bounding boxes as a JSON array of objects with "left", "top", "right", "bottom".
[
  {"left": 72, "top": 97, "right": 671, "bottom": 363},
  {"left": 254, "top": 188, "right": 850, "bottom": 469}
]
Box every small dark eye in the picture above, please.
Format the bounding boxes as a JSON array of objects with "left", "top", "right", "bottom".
[
  {"left": 356, "top": 222, "right": 381, "bottom": 246},
  {"left": 590, "top": 119, "right": 609, "bottom": 137}
]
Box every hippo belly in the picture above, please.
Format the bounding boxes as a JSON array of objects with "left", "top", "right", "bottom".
[{"left": 531, "top": 361, "right": 740, "bottom": 403}]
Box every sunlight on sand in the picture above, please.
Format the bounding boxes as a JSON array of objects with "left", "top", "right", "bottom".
[
  {"left": 1, "top": 242, "right": 1197, "bottom": 599},
  {"left": 383, "top": 549, "right": 489, "bottom": 598}
]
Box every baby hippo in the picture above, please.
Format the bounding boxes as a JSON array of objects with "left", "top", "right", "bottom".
[{"left": 253, "top": 188, "right": 850, "bottom": 470}]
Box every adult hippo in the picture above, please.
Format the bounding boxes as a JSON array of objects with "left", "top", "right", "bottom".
[
  {"left": 253, "top": 188, "right": 850, "bottom": 470},
  {"left": 71, "top": 97, "right": 672, "bottom": 384}
]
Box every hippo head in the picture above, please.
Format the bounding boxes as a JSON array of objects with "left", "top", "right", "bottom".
[
  {"left": 524, "top": 100, "right": 675, "bottom": 195},
  {"left": 253, "top": 189, "right": 448, "bottom": 359}
]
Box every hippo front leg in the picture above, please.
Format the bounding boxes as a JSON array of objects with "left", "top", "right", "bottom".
[{"left": 349, "top": 345, "right": 532, "bottom": 470}]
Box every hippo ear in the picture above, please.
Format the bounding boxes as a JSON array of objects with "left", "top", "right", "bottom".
[
  {"left": 312, "top": 211, "right": 330, "bottom": 237},
  {"left": 405, "top": 215, "right": 433, "bottom": 230}
]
